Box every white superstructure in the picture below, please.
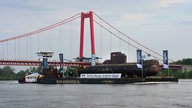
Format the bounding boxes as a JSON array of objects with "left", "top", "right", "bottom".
[{"left": 25, "top": 73, "right": 42, "bottom": 83}]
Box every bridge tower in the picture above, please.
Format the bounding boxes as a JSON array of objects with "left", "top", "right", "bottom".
[{"left": 79, "top": 11, "right": 96, "bottom": 66}]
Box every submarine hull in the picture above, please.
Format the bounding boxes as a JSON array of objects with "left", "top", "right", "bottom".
[{"left": 78, "top": 63, "right": 160, "bottom": 77}]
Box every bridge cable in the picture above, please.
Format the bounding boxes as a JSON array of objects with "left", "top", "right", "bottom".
[
  {"left": 59, "top": 25, "right": 62, "bottom": 53},
  {"left": 93, "top": 13, "right": 174, "bottom": 62},
  {"left": 99, "top": 20, "right": 103, "bottom": 58},
  {"left": 29, "top": 37, "right": 32, "bottom": 60},
  {"left": 38, "top": 33, "right": 40, "bottom": 52},
  {"left": 49, "top": 29, "right": 51, "bottom": 51},
  {"left": 109, "top": 27, "right": 112, "bottom": 53},
  {"left": 94, "top": 20, "right": 162, "bottom": 61},
  {"left": 70, "top": 22, "right": 73, "bottom": 59},
  {"left": 119, "top": 32, "right": 121, "bottom": 52},
  {"left": 0, "top": 13, "right": 81, "bottom": 43},
  {"left": 26, "top": 37, "right": 28, "bottom": 60},
  {"left": 6, "top": 41, "right": 8, "bottom": 60},
  {"left": 14, "top": 40, "right": 16, "bottom": 60}
]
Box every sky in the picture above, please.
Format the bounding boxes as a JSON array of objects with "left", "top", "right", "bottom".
[{"left": 0, "top": 0, "right": 192, "bottom": 65}]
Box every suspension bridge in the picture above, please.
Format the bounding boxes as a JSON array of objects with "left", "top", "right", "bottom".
[{"left": 0, "top": 11, "right": 173, "bottom": 67}]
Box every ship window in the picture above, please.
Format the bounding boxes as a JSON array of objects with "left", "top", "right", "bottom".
[{"left": 105, "top": 67, "right": 109, "bottom": 71}]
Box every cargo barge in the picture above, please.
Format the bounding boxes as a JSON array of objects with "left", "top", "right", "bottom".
[{"left": 35, "top": 52, "right": 178, "bottom": 84}]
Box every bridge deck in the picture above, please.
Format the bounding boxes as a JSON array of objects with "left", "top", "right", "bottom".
[{"left": 0, "top": 60, "right": 90, "bottom": 66}]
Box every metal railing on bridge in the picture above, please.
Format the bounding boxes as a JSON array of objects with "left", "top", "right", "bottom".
[{"left": 0, "top": 60, "right": 90, "bottom": 67}]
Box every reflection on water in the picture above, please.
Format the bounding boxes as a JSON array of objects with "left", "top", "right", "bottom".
[{"left": 0, "top": 79, "right": 192, "bottom": 108}]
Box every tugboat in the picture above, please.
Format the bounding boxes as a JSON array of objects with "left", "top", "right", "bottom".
[{"left": 18, "top": 72, "right": 43, "bottom": 84}]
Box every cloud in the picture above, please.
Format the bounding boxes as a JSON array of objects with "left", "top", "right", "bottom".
[
  {"left": 119, "top": 13, "right": 153, "bottom": 22},
  {"left": 0, "top": 0, "right": 192, "bottom": 62},
  {"left": 159, "top": 0, "right": 186, "bottom": 8}
]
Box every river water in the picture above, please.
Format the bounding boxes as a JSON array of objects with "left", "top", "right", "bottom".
[{"left": 0, "top": 79, "right": 192, "bottom": 108}]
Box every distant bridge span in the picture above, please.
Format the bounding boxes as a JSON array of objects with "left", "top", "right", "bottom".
[
  {"left": 0, "top": 60, "right": 182, "bottom": 72},
  {"left": 0, "top": 60, "right": 90, "bottom": 67}
]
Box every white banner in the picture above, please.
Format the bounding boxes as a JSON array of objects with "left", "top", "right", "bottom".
[{"left": 80, "top": 73, "right": 121, "bottom": 79}]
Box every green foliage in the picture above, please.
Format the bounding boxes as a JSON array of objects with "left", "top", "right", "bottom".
[
  {"left": 173, "top": 58, "right": 192, "bottom": 65},
  {"left": 0, "top": 66, "right": 42, "bottom": 80},
  {"left": 0, "top": 66, "right": 17, "bottom": 80},
  {"left": 157, "top": 69, "right": 192, "bottom": 79},
  {"left": 169, "top": 58, "right": 192, "bottom": 79},
  {"left": 173, "top": 71, "right": 184, "bottom": 78},
  {"left": 64, "top": 67, "right": 77, "bottom": 77},
  {"left": 16, "top": 70, "right": 27, "bottom": 79}
]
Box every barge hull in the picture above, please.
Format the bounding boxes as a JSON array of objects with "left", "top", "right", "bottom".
[{"left": 37, "top": 77, "right": 178, "bottom": 84}]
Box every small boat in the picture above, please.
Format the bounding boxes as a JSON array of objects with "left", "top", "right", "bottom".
[{"left": 18, "top": 73, "right": 43, "bottom": 83}]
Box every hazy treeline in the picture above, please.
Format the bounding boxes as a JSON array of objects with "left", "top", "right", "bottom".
[
  {"left": 0, "top": 66, "right": 40, "bottom": 80},
  {"left": 157, "top": 69, "right": 192, "bottom": 79},
  {"left": 156, "top": 58, "right": 192, "bottom": 79},
  {"left": 171, "top": 58, "right": 192, "bottom": 79},
  {"left": 172, "top": 58, "right": 192, "bottom": 65}
]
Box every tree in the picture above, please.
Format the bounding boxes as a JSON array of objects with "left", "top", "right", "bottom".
[
  {"left": 16, "top": 70, "right": 27, "bottom": 79},
  {"left": 173, "top": 58, "right": 192, "bottom": 65},
  {"left": 0, "top": 66, "right": 16, "bottom": 80},
  {"left": 188, "top": 71, "right": 192, "bottom": 78},
  {"left": 0, "top": 66, "right": 43, "bottom": 80}
]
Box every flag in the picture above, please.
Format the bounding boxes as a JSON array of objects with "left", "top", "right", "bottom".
[
  {"left": 137, "top": 49, "right": 142, "bottom": 68},
  {"left": 43, "top": 58, "right": 48, "bottom": 69},
  {"left": 59, "top": 53, "right": 64, "bottom": 68},
  {"left": 91, "top": 54, "right": 96, "bottom": 66},
  {"left": 163, "top": 50, "right": 169, "bottom": 69}
]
